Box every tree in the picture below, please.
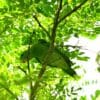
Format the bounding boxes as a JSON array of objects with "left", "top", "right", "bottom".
[{"left": 0, "top": 0, "right": 99, "bottom": 100}]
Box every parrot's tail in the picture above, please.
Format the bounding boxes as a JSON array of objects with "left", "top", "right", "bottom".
[{"left": 64, "top": 68, "right": 77, "bottom": 77}]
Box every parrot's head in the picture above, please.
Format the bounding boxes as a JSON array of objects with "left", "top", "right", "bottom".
[{"left": 20, "top": 51, "right": 29, "bottom": 63}]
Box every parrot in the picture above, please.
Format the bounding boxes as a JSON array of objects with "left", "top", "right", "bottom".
[{"left": 20, "top": 39, "right": 77, "bottom": 77}]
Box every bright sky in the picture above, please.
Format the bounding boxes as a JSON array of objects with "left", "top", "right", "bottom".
[{"left": 66, "top": 35, "right": 100, "bottom": 99}]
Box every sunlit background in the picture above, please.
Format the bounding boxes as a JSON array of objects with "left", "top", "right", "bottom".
[{"left": 66, "top": 35, "right": 100, "bottom": 100}]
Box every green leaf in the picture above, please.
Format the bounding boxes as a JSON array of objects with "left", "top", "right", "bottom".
[{"left": 77, "top": 56, "right": 89, "bottom": 61}]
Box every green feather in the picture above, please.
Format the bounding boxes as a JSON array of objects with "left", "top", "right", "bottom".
[{"left": 20, "top": 39, "right": 76, "bottom": 77}]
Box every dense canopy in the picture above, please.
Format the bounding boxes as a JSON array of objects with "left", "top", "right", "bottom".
[{"left": 0, "top": 0, "right": 100, "bottom": 100}]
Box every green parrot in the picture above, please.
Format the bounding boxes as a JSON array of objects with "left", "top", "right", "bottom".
[{"left": 20, "top": 39, "right": 76, "bottom": 77}]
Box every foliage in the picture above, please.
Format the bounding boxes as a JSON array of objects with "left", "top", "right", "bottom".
[
  {"left": 80, "top": 90, "right": 100, "bottom": 100},
  {"left": 0, "top": 0, "right": 99, "bottom": 100},
  {"left": 91, "top": 90, "right": 100, "bottom": 100},
  {"left": 96, "top": 51, "right": 100, "bottom": 72}
]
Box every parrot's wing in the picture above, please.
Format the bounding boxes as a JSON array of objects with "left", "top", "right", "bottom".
[{"left": 47, "top": 48, "right": 76, "bottom": 76}]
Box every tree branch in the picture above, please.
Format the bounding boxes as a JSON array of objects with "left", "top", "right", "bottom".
[
  {"left": 26, "top": 32, "right": 35, "bottom": 100},
  {"left": 51, "top": 0, "right": 62, "bottom": 45},
  {"left": 33, "top": 15, "right": 51, "bottom": 39},
  {"left": 37, "top": 0, "right": 63, "bottom": 79},
  {"left": 30, "top": 1, "right": 63, "bottom": 99},
  {"left": 58, "top": 0, "right": 88, "bottom": 24},
  {"left": 0, "top": 82, "right": 18, "bottom": 100}
]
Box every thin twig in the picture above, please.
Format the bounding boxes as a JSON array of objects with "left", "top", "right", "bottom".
[
  {"left": 17, "top": 66, "right": 27, "bottom": 75},
  {"left": 58, "top": 0, "right": 88, "bottom": 24},
  {"left": 63, "top": 45, "right": 83, "bottom": 49},
  {"left": 33, "top": 15, "right": 51, "bottom": 39}
]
